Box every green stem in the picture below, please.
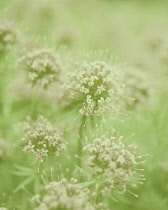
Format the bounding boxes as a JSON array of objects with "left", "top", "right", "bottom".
[
  {"left": 34, "top": 161, "right": 43, "bottom": 194},
  {"left": 94, "top": 175, "right": 103, "bottom": 203},
  {"left": 0, "top": 60, "right": 10, "bottom": 118},
  {"left": 77, "top": 116, "right": 86, "bottom": 167},
  {"left": 29, "top": 88, "right": 39, "bottom": 115}
]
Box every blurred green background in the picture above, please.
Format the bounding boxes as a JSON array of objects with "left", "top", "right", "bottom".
[{"left": 0, "top": 0, "right": 168, "bottom": 209}]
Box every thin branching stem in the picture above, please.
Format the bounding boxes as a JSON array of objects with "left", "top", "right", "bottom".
[{"left": 77, "top": 116, "right": 86, "bottom": 167}]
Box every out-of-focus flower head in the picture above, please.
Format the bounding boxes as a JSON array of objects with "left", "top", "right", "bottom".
[
  {"left": 9, "top": 73, "right": 66, "bottom": 105},
  {"left": 143, "top": 24, "right": 168, "bottom": 53},
  {"left": 123, "top": 67, "right": 152, "bottom": 109},
  {"left": 84, "top": 129, "right": 144, "bottom": 195},
  {"left": 0, "top": 138, "right": 11, "bottom": 160},
  {"left": 18, "top": 48, "right": 61, "bottom": 88},
  {"left": 159, "top": 41, "right": 168, "bottom": 66},
  {"left": 33, "top": 178, "right": 104, "bottom": 210},
  {"left": 21, "top": 115, "right": 67, "bottom": 162},
  {"left": 0, "top": 19, "right": 17, "bottom": 55},
  {"left": 65, "top": 60, "right": 125, "bottom": 119}
]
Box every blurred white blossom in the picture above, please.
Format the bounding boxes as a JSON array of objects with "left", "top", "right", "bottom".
[{"left": 34, "top": 178, "right": 104, "bottom": 210}]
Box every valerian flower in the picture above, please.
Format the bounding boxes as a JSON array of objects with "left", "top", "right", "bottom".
[
  {"left": 18, "top": 48, "right": 61, "bottom": 88},
  {"left": 65, "top": 61, "right": 125, "bottom": 119},
  {"left": 21, "top": 115, "right": 67, "bottom": 162},
  {"left": 0, "top": 20, "right": 17, "bottom": 54},
  {"left": 0, "top": 138, "right": 11, "bottom": 160},
  {"left": 84, "top": 130, "right": 144, "bottom": 195},
  {"left": 34, "top": 178, "right": 103, "bottom": 210}
]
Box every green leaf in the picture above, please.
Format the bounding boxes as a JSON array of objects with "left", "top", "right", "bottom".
[
  {"left": 13, "top": 175, "right": 35, "bottom": 193},
  {"left": 75, "top": 165, "right": 91, "bottom": 177},
  {"left": 14, "top": 164, "right": 35, "bottom": 173},
  {"left": 11, "top": 171, "right": 33, "bottom": 176},
  {"left": 80, "top": 180, "right": 95, "bottom": 187}
]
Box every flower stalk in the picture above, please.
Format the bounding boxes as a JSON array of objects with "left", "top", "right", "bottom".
[{"left": 77, "top": 116, "right": 86, "bottom": 167}]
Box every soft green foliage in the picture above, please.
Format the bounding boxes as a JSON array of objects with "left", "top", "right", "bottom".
[{"left": 0, "top": 1, "right": 168, "bottom": 210}]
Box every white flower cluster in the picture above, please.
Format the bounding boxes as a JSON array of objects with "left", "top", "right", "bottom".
[
  {"left": 0, "top": 20, "right": 17, "bottom": 53},
  {"left": 34, "top": 178, "right": 103, "bottom": 210},
  {"left": 66, "top": 61, "right": 124, "bottom": 118},
  {"left": 0, "top": 138, "right": 10, "bottom": 160},
  {"left": 84, "top": 133, "right": 138, "bottom": 194},
  {"left": 22, "top": 115, "right": 67, "bottom": 162},
  {"left": 18, "top": 48, "right": 61, "bottom": 87}
]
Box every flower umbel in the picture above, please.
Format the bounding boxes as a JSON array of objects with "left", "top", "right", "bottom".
[
  {"left": 18, "top": 48, "right": 61, "bottom": 88},
  {"left": 66, "top": 61, "right": 124, "bottom": 119},
  {"left": 34, "top": 178, "right": 103, "bottom": 210},
  {"left": 84, "top": 130, "right": 141, "bottom": 195},
  {"left": 22, "top": 115, "right": 67, "bottom": 162}
]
